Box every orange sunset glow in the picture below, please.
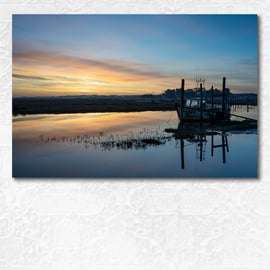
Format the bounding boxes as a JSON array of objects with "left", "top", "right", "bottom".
[
  {"left": 13, "top": 15, "right": 257, "bottom": 96},
  {"left": 13, "top": 50, "right": 178, "bottom": 96}
]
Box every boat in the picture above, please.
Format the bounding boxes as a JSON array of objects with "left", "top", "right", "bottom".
[
  {"left": 176, "top": 77, "right": 231, "bottom": 122},
  {"left": 176, "top": 96, "right": 231, "bottom": 121}
]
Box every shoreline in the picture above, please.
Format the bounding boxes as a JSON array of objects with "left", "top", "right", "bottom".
[
  {"left": 13, "top": 96, "right": 176, "bottom": 115},
  {"left": 12, "top": 95, "right": 257, "bottom": 115}
]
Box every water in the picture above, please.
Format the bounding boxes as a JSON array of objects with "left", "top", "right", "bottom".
[
  {"left": 13, "top": 109, "right": 258, "bottom": 178},
  {"left": 230, "top": 104, "right": 258, "bottom": 121}
]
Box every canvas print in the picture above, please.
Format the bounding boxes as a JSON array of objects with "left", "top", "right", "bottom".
[{"left": 12, "top": 15, "right": 258, "bottom": 178}]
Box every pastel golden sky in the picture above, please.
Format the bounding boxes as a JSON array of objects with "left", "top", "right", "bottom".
[{"left": 13, "top": 15, "right": 258, "bottom": 96}]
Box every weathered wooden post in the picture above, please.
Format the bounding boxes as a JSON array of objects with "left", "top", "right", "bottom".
[
  {"left": 211, "top": 85, "right": 214, "bottom": 119},
  {"left": 200, "top": 83, "right": 203, "bottom": 122},
  {"left": 222, "top": 77, "right": 226, "bottom": 119},
  {"left": 181, "top": 79, "right": 185, "bottom": 120}
]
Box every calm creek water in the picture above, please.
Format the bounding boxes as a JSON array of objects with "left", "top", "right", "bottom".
[{"left": 13, "top": 108, "right": 258, "bottom": 178}]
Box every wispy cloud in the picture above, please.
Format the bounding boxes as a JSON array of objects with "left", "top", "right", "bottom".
[
  {"left": 13, "top": 49, "right": 177, "bottom": 96},
  {"left": 12, "top": 15, "right": 258, "bottom": 96},
  {"left": 13, "top": 74, "right": 51, "bottom": 81},
  {"left": 13, "top": 50, "right": 172, "bottom": 81}
]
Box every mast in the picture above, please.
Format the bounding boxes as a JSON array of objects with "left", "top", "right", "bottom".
[{"left": 196, "top": 77, "right": 205, "bottom": 91}]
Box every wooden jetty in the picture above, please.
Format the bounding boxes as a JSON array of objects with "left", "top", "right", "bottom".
[
  {"left": 176, "top": 77, "right": 230, "bottom": 122},
  {"left": 176, "top": 77, "right": 257, "bottom": 123}
]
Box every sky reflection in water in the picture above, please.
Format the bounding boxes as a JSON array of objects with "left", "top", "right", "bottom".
[{"left": 13, "top": 110, "right": 257, "bottom": 178}]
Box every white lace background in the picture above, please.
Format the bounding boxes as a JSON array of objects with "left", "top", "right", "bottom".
[{"left": 1, "top": 1, "right": 270, "bottom": 269}]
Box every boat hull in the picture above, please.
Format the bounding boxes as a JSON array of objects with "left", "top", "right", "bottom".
[{"left": 176, "top": 106, "right": 230, "bottom": 122}]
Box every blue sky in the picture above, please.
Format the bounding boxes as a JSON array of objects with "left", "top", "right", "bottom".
[{"left": 13, "top": 14, "right": 258, "bottom": 96}]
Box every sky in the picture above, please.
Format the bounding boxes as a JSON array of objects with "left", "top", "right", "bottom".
[{"left": 12, "top": 15, "right": 258, "bottom": 96}]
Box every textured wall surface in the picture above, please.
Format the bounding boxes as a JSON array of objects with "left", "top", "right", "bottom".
[{"left": 1, "top": 1, "right": 270, "bottom": 269}]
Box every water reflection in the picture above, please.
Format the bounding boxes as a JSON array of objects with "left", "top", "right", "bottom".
[
  {"left": 13, "top": 111, "right": 257, "bottom": 177},
  {"left": 39, "top": 127, "right": 173, "bottom": 151},
  {"left": 212, "top": 132, "right": 229, "bottom": 164},
  {"left": 179, "top": 131, "right": 229, "bottom": 170},
  {"left": 39, "top": 120, "right": 234, "bottom": 171}
]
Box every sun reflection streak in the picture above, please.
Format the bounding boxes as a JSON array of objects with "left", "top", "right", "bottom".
[{"left": 13, "top": 111, "right": 177, "bottom": 143}]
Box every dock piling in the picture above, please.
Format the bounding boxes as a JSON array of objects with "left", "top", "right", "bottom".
[
  {"left": 200, "top": 83, "right": 203, "bottom": 122},
  {"left": 211, "top": 85, "right": 214, "bottom": 119},
  {"left": 180, "top": 79, "right": 185, "bottom": 121},
  {"left": 222, "top": 77, "right": 226, "bottom": 119}
]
